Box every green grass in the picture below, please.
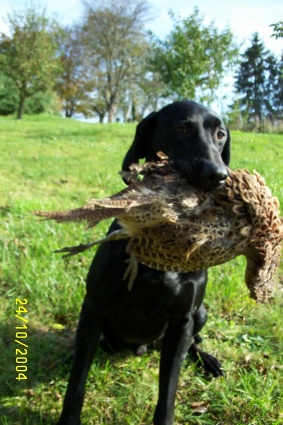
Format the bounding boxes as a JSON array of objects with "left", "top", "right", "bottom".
[{"left": 0, "top": 114, "right": 283, "bottom": 425}]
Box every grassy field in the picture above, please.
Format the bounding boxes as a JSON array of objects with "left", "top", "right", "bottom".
[{"left": 0, "top": 114, "right": 283, "bottom": 425}]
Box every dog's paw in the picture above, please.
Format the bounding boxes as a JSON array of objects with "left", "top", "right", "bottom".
[
  {"left": 196, "top": 351, "right": 224, "bottom": 377},
  {"left": 189, "top": 341, "right": 224, "bottom": 377}
]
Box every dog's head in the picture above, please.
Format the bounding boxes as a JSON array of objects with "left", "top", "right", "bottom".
[{"left": 122, "top": 100, "right": 230, "bottom": 191}]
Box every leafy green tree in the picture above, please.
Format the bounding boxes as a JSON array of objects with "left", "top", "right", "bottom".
[
  {"left": 149, "top": 8, "right": 238, "bottom": 103},
  {"left": 0, "top": 72, "right": 18, "bottom": 115},
  {"left": 24, "top": 91, "right": 61, "bottom": 115},
  {"left": 0, "top": 5, "right": 61, "bottom": 119},
  {"left": 0, "top": 72, "right": 60, "bottom": 116},
  {"left": 270, "top": 21, "right": 283, "bottom": 39}
]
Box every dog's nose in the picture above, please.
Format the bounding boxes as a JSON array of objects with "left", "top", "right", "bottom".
[{"left": 201, "top": 163, "right": 228, "bottom": 189}]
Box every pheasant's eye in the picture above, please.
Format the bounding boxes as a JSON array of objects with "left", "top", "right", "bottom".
[{"left": 174, "top": 125, "right": 188, "bottom": 135}]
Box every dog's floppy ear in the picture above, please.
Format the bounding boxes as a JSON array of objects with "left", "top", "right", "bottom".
[
  {"left": 221, "top": 128, "right": 231, "bottom": 166},
  {"left": 122, "top": 112, "right": 158, "bottom": 172}
]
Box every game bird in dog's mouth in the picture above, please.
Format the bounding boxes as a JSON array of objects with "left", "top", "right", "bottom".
[{"left": 35, "top": 153, "right": 283, "bottom": 303}]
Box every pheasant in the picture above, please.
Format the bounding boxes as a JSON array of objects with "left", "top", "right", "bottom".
[{"left": 35, "top": 153, "right": 283, "bottom": 302}]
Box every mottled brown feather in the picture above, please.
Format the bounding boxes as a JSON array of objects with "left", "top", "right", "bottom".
[{"left": 35, "top": 154, "right": 283, "bottom": 302}]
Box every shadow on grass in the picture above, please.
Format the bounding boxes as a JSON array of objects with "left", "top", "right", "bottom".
[
  {"left": 0, "top": 321, "right": 148, "bottom": 424},
  {"left": 0, "top": 405, "right": 55, "bottom": 425},
  {"left": 0, "top": 322, "right": 73, "bottom": 423},
  {"left": 1, "top": 323, "right": 76, "bottom": 397}
]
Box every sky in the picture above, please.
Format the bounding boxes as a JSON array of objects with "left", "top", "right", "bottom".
[
  {"left": 149, "top": 0, "right": 283, "bottom": 56},
  {"left": 1, "top": 0, "right": 282, "bottom": 112},
  {"left": 1, "top": 0, "right": 282, "bottom": 54}
]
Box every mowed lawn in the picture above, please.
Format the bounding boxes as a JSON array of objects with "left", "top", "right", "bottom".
[{"left": 0, "top": 114, "right": 283, "bottom": 425}]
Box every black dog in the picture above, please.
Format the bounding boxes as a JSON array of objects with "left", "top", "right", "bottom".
[{"left": 56, "top": 100, "right": 230, "bottom": 425}]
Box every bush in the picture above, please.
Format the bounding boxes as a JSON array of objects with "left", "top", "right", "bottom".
[
  {"left": 24, "top": 91, "right": 62, "bottom": 115},
  {"left": 0, "top": 72, "right": 62, "bottom": 116},
  {"left": 0, "top": 73, "right": 18, "bottom": 115}
]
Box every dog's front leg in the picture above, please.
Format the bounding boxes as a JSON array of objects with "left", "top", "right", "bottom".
[
  {"left": 153, "top": 316, "right": 194, "bottom": 425},
  {"left": 57, "top": 296, "right": 102, "bottom": 425}
]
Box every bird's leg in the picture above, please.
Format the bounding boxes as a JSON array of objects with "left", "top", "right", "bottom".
[
  {"left": 54, "top": 241, "right": 98, "bottom": 257},
  {"left": 123, "top": 251, "right": 139, "bottom": 291},
  {"left": 54, "top": 229, "right": 129, "bottom": 258}
]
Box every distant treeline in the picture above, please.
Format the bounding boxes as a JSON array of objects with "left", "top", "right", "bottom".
[{"left": 0, "top": 1, "right": 282, "bottom": 130}]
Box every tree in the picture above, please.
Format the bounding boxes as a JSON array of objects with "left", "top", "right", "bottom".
[
  {"left": 81, "top": 0, "right": 152, "bottom": 122},
  {"left": 234, "top": 33, "right": 268, "bottom": 123},
  {"left": 0, "top": 72, "right": 60, "bottom": 116},
  {"left": 116, "top": 50, "right": 166, "bottom": 122},
  {"left": 0, "top": 72, "right": 18, "bottom": 115},
  {"left": 233, "top": 33, "right": 283, "bottom": 126},
  {"left": 0, "top": 5, "right": 61, "bottom": 119},
  {"left": 270, "top": 21, "right": 283, "bottom": 39},
  {"left": 264, "top": 53, "right": 283, "bottom": 121},
  {"left": 149, "top": 8, "right": 238, "bottom": 103},
  {"left": 56, "top": 26, "right": 95, "bottom": 118}
]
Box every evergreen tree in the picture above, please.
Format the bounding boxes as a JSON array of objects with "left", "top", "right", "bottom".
[
  {"left": 264, "top": 53, "right": 283, "bottom": 121},
  {"left": 234, "top": 33, "right": 283, "bottom": 126},
  {"left": 234, "top": 33, "right": 268, "bottom": 123}
]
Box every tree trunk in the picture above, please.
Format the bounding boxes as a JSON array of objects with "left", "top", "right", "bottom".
[
  {"left": 108, "top": 106, "right": 114, "bottom": 123},
  {"left": 65, "top": 99, "right": 75, "bottom": 118},
  {"left": 17, "top": 94, "right": 25, "bottom": 120},
  {"left": 107, "top": 95, "right": 116, "bottom": 123},
  {"left": 65, "top": 109, "right": 73, "bottom": 118}
]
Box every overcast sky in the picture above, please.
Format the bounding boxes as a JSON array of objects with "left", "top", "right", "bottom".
[{"left": 1, "top": 0, "right": 282, "bottom": 112}]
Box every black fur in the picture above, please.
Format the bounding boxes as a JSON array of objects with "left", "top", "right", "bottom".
[{"left": 56, "top": 100, "right": 230, "bottom": 425}]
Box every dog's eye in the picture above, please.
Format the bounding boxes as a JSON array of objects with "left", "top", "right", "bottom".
[
  {"left": 216, "top": 130, "right": 226, "bottom": 140},
  {"left": 174, "top": 125, "right": 188, "bottom": 135}
]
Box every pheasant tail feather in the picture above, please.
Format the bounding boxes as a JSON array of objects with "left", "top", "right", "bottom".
[{"left": 34, "top": 206, "right": 123, "bottom": 227}]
